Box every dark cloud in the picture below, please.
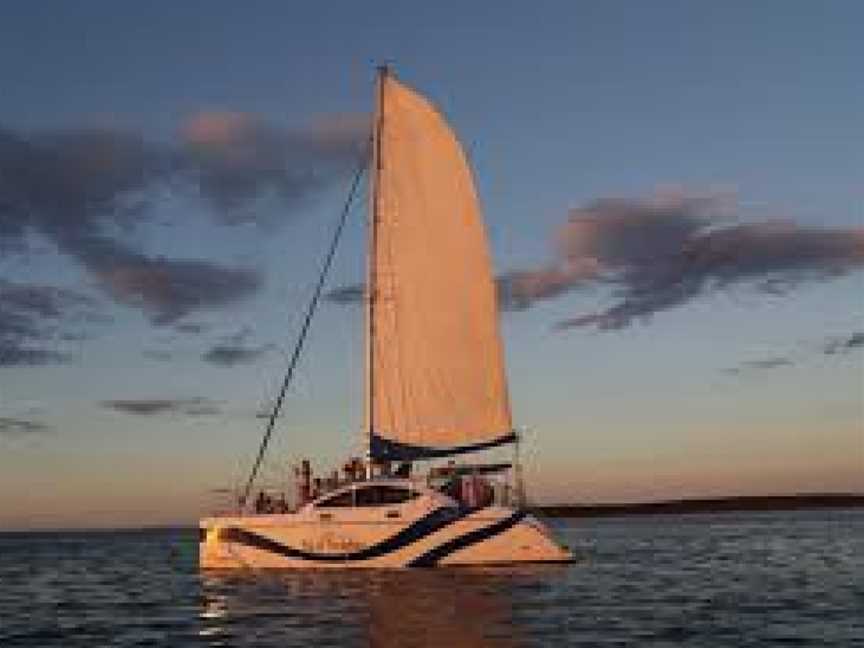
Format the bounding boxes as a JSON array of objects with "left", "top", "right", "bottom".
[
  {"left": 181, "top": 112, "right": 367, "bottom": 220},
  {"left": 183, "top": 403, "right": 223, "bottom": 417},
  {"left": 0, "top": 344, "right": 64, "bottom": 368},
  {"left": 0, "top": 125, "right": 258, "bottom": 325},
  {"left": 0, "top": 417, "right": 53, "bottom": 438},
  {"left": 846, "top": 332, "right": 864, "bottom": 349},
  {"left": 328, "top": 269, "right": 591, "bottom": 312},
  {"left": 202, "top": 344, "right": 270, "bottom": 366},
  {"left": 0, "top": 128, "right": 168, "bottom": 250},
  {"left": 327, "top": 268, "right": 593, "bottom": 312},
  {"left": 100, "top": 397, "right": 221, "bottom": 416},
  {"left": 0, "top": 279, "right": 99, "bottom": 367},
  {"left": 327, "top": 192, "right": 863, "bottom": 331},
  {"left": 325, "top": 284, "right": 365, "bottom": 305},
  {"left": 202, "top": 328, "right": 273, "bottom": 366},
  {"left": 88, "top": 249, "right": 261, "bottom": 325},
  {"left": 824, "top": 331, "right": 864, "bottom": 355},
  {"left": 572, "top": 223, "right": 862, "bottom": 330},
  {"left": 722, "top": 331, "right": 863, "bottom": 373},
  {"left": 0, "top": 113, "right": 365, "bottom": 325},
  {"left": 558, "top": 195, "right": 717, "bottom": 268},
  {"left": 722, "top": 357, "right": 794, "bottom": 375},
  {"left": 497, "top": 265, "right": 596, "bottom": 312},
  {"left": 174, "top": 322, "right": 208, "bottom": 335},
  {"left": 496, "top": 193, "right": 863, "bottom": 330}
]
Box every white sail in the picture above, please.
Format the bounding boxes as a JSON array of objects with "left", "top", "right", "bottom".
[{"left": 366, "top": 73, "right": 513, "bottom": 460}]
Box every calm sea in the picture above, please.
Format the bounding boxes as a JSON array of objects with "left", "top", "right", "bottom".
[{"left": 1, "top": 509, "right": 861, "bottom": 647}]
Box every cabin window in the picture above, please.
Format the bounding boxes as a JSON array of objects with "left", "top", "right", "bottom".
[
  {"left": 316, "top": 485, "right": 418, "bottom": 508},
  {"left": 316, "top": 491, "right": 355, "bottom": 508},
  {"left": 355, "top": 485, "right": 418, "bottom": 506}
]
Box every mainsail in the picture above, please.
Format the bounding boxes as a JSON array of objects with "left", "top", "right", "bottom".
[{"left": 366, "top": 71, "right": 514, "bottom": 461}]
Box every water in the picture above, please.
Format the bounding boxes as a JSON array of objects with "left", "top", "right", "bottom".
[{"left": 1, "top": 509, "right": 861, "bottom": 647}]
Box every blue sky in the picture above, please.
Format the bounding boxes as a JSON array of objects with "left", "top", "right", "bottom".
[{"left": 1, "top": 1, "right": 862, "bottom": 529}]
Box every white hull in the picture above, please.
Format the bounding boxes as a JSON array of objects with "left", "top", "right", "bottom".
[{"left": 200, "top": 492, "right": 572, "bottom": 569}]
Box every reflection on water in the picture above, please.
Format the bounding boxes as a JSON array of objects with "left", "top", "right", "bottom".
[
  {"left": 198, "top": 567, "right": 555, "bottom": 646},
  {"left": 1, "top": 510, "right": 862, "bottom": 647}
]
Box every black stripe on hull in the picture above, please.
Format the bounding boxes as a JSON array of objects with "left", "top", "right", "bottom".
[
  {"left": 214, "top": 506, "right": 473, "bottom": 563},
  {"left": 407, "top": 510, "right": 527, "bottom": 567}
]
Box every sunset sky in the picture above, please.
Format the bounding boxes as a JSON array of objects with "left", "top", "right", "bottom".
[{"left": 1, "top": 1, "right": 862, "bottom": 530}]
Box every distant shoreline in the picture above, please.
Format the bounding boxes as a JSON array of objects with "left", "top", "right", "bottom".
[
  {"left": 2, "top": 494, "right": 862, "bottom": 533},
  {"left": 535, "top": 494, "right": 864, "bottom": 518}
]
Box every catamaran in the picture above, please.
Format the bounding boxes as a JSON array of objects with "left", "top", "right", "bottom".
[{"left": 199, "top": 68, "right": 573, "bottom": 568}]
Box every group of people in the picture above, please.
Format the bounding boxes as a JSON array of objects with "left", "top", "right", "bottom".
[{"left": 253, "top": 491, "right": 291, "bottom": 514}]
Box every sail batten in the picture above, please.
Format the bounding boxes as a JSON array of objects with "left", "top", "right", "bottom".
[{"left": 367, "top": 73, "right": 512, "bottom": 460}]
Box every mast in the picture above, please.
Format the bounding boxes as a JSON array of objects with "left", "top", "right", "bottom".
[{"left": 365, "top": 65, "right": 387, "bottom": 474}]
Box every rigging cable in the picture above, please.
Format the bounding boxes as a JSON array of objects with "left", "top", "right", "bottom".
[{"left": 239, "top": 151, "right": 368, "bottom": 509}]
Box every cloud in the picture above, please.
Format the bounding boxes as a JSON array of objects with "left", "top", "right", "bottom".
[
  {"left": 0, "top": 112, "right": 365, "bottom": 325},
  {"left": 722, "top": 357, "right": 794, "bottom": 375},
  {"left": 0, "top": 417, "right": 53, "bottom": 439},
  {"left": 326, "top": 264, "right": 597, "bottom": 312},
  {"left": 201, "top": 328, "right": 273, "bottom": 366},
  {"left": 0, "top": 279, "right": 99, "bottom": 367},
  {"left": 174, "top": 322, "right": 208, "bottom": 335},
  {"left": 100, "top": 397, "right": 221, "bottom": 416},
  {"left": 183, "top": 403, "right": 223, "bottom": 417},
  {"left": 722, "top": 331, "right": 863, "bottom": 373},
  {"left": 325, "top": 284, "right": 365, "bottom": 305},
  {"left": 497, "top": 264, "right": 598, "bottom": 311},
  {"left": 180, "top": 111, "right": 367, "bottom": 220},
  {"left": 497, "top": 192, "right": 863, "bottom": 330},
  {"left": 0, "top": 125, "right": 259, "bottom": 325},
  {"left": 0, "top": 128, "right": 168, "bottom": 248},
  {"left": 325, "top": 190, "right": 863, "bottom": 332},
  {"left": 824, "top": 331, "right": 864, "bottom": 355},
  {"left": 90, "top": 251, "right": 261, "bottom": 325}
]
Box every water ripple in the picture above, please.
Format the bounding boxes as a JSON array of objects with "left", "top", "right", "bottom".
[{"left": 0, "top": 509, "right": 861, "bottom": 647}]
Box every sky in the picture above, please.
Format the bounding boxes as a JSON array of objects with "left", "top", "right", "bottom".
[{"left": 1, "top": 1, "right": 862, "bottom": 530}]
